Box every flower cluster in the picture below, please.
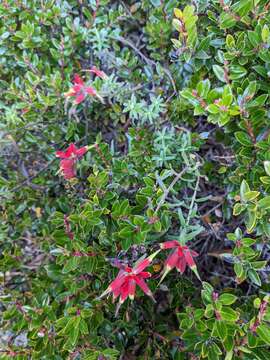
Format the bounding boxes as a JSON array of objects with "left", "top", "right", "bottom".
[
  {"left": 100, "top": 241, "right": 200, "bottom": 311},
  {"left": 59, "top": 70, "right": 200, "bottom": 313}
]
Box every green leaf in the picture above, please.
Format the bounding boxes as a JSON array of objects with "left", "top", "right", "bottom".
[
  {"left": 220, "top": 307, "right": 239, "bottom": 322},
  {"left": 258, "top": 196, "right": 270, "bottom": 210},
  {"left": 248, "top": 332, "right": 258, "bottom": 348},
  {"left": 197, "top": 79, "right": 211, "bottom": 98},
  {"left": 213, "top": 65, "right": 226, "bottom": 82},
  {"left": 243, "top": 191, "right": 260, "bottom": 201},
  {"left": 243, "top": 81, "right": 257, "bottom": 100},
  {"left": 264, "top": 161, "right": 270, "bottom": 176},
  {"left": 256, "top": 324, "right": 270, "bottom": 345},
  {"left": 232, "top": 0, "right": 252, "bottom": 17},
  {"left": 216, "top": 320, "right": 228, "bottom": 341},
  {"left": 240, "top": 180, "right": 250, "bottom": 202},
  {"left": 251, "top": 261, "right": 267, "bottom": 270},
  {"left": 225, "top": 351, "right": 233, "bottom": 360},
  {"left": 233, "top": 203, "right": 245, "bottom": 216},
  {"left": 246, "top": 210, "right": 257, "bottom": 233},
  {"left": 248, "top": 269, "right": 261, "bottom": 286},
  {"left": 226, "top": 34, "right": 235, "bottom": 48},
  {"left": 234, "top": 262, "right": 244, "bottom": 278},
  {"left": 262, "top": 25, "right": 270, "bottom": 43},
  {"left": 62, "top": 257, "right": 79, "bottom": 273},
  {"left": 172, "top": 18, "right": 182, "bottom": 32},
  {"left": 260, "top": 176, "right": 270, "bottom": 184},
  {"left": 219, "top": 293, "right": 237, "bottom": 305},
  {"left": 248, "top": 94, "right": 268, "bottom": 107},
  {"left": 248, "top": 31, "right": 261, "bottom": 47},
  {"left": 230, "top": 65, "right": 247, "bottom": 80},
  {"left": 219, "top": 13, "right": 236, "bottom": 29}
]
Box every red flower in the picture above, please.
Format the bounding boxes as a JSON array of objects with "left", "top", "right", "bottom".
[
  {"left": 56, "top": 143, "right": 88, "bottom": 159},
  {"left": 64, "top": 74, "right": 99, "bottom": 104},
  {"left": 89, "top": 66, "right": 107, "bottom": 79},
  {"left": 100, "top": 251, "right": 160, "bottom": 312},
  {"left": 159, "top": 241, "right": 200, "bottom": 283},
  {"left": 56, "top": 143, "right": 88, "bottom": 179}
]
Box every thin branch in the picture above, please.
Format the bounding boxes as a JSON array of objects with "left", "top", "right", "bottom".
[
  {"left": 186, "top": 175, "right": 200, "bottom": 227},
  {"left": 154, "top": 167, "right": 187, "bottom": 214}
]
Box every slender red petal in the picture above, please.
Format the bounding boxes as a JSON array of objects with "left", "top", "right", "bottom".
[
  {"left": 112, "top": 280, "right": 125, "bottom": 300},
  {"left": 56, "top": 150, "right": 68, "bottom": 159},
  {"left": 184, "top": 249, "right": 196, "bottom": 268},
  {"left": 109, "top": 270, "right": 127, "bottom": 292},
  {"left": 164, "top": 248, "right": 179, "bottom": 269},
  {"left": 133, "top": 250, "right": 160, "bottom": 274},
  {"left": 112, "top": 289, "right": 121, "bottom": 301},
  {"left": 74, "top": 74, "right": 84, "bottom": 85},
  {"left": 140, "top": 271, "right": 151, "bottom": 278},
  {"left": 120, "top": 281, "right": 130, "bottom": 303},
  {"left": 75, "top": 146, "right": 88, "bottom": 158},
  {"left": 134, "top": 276, "right": 154, "bottom": 300},
  {"left": 160, "top": 240, "right": 180, "bottom": 250},
  {"left": 176, "top": 256, "right": 186, "bottom": 273},
  {"left": 190, "top": 250, "right": 199, "bottom": 257},
  {"left": 133, "top": 258, "right": 151, "bottom": 274},
  {"left": 89, "top": 66, "right": 107, "bottom": 79},
  {"left": 73, "top": 84, "right": 83, "bottom": 92},
  {"left": 75, "top": 93, "right": 85, "bottom": 104},
  {"left": 65, "top": 144, "right": 77, "bottom": 158},
  {"left": 85, "top": 86, "right": 96, "bottom": 96},
  {"left": 128, "top": 278, "right": 136, "bottom": 300}
]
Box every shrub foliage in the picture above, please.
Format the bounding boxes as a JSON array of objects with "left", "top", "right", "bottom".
[{"left": 1, "top": 0, "right": 270, "bottom": 359}]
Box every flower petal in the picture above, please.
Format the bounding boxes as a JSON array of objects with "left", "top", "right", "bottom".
[
  {"left": 99, "top": 271, "right": 126, "bottom": 299},
  {"left": 109, "top": 270, "right": 127, "bottom": 292},
  {"left": 120, "top": 281, "right": 130, "bottom": 304},
  {"left": 133, "top": 250, "right": 160, "bottom": 275},
  {"left": 75, "top": 93, "right": 85, "bottom": 104},
  {"left": 184, "top": 249, "right": 196, "bottom": 268},
  {"left": 89, "top": 66, "right": 107, "bottom": 79},
  {"left": 73, "top": 84, "right": 83, "bottom": 92},
  {"left": 160, "top": 240, "right": 179, "bottom": 250},
  {"left": 190, "top": 250, "right": 199, "bottom": 257},
  {"left": 56, "top": 150, "right": 68, "bottom": 159},
  {"left": 60, "top": 159, "right": 76, "bottom": 179},
  {"left": 85, "top": 86, "right": 96, "bottom": 96},
  {"left": 128, "top": 278, "right": 136, "bottom": 300},
  {"left": 164, "top": 248, "right": 179, "bottom": 269},
  {"left": 134, "top": 276, "right": 155, "bottom": 301},
  {"left": 65, "top": 144, "right": 77, "bottom": 158},
  {"left": 140, "top": 271, "right": 151, "bottom": 278},
  {"left": 75, "top": 146, "right": 88, "bottom": 158},
  {"left": 74, "top": 74, "right": 84, "bottom": 85},
  {"left": 176, "top": 256, "right": 186, "bottom": 273}
]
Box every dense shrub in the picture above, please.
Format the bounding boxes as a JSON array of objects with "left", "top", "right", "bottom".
[{"left": 1, "top": 0, "right": 270, "bottom": 359}]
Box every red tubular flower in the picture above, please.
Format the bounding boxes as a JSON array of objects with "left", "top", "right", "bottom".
[
  {"left": 89, "top": 66, "right": 107, "bottom": 79},
  {"left": 100, "top": 250, "right": 160, "bottom": 312},
  {"left": 56, "top": 143, "right": 88, "bottom": 179},
  {"left": 159, "top": 241, "right": 200, "bottom": 283},
  {"left": 64, "top": 74, "right": 100, "bottom": 104},
  {"left": 56, "top": 143, "right": 88, "bottom": 159}
]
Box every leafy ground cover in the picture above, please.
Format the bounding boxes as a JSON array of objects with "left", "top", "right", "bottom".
[{"left": 1, "top": 0, "right": 270, "bottom": 359}]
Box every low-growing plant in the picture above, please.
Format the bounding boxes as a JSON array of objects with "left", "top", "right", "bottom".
[{"left": 1, "top": 1, "right": 270, "bottom": 359}]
